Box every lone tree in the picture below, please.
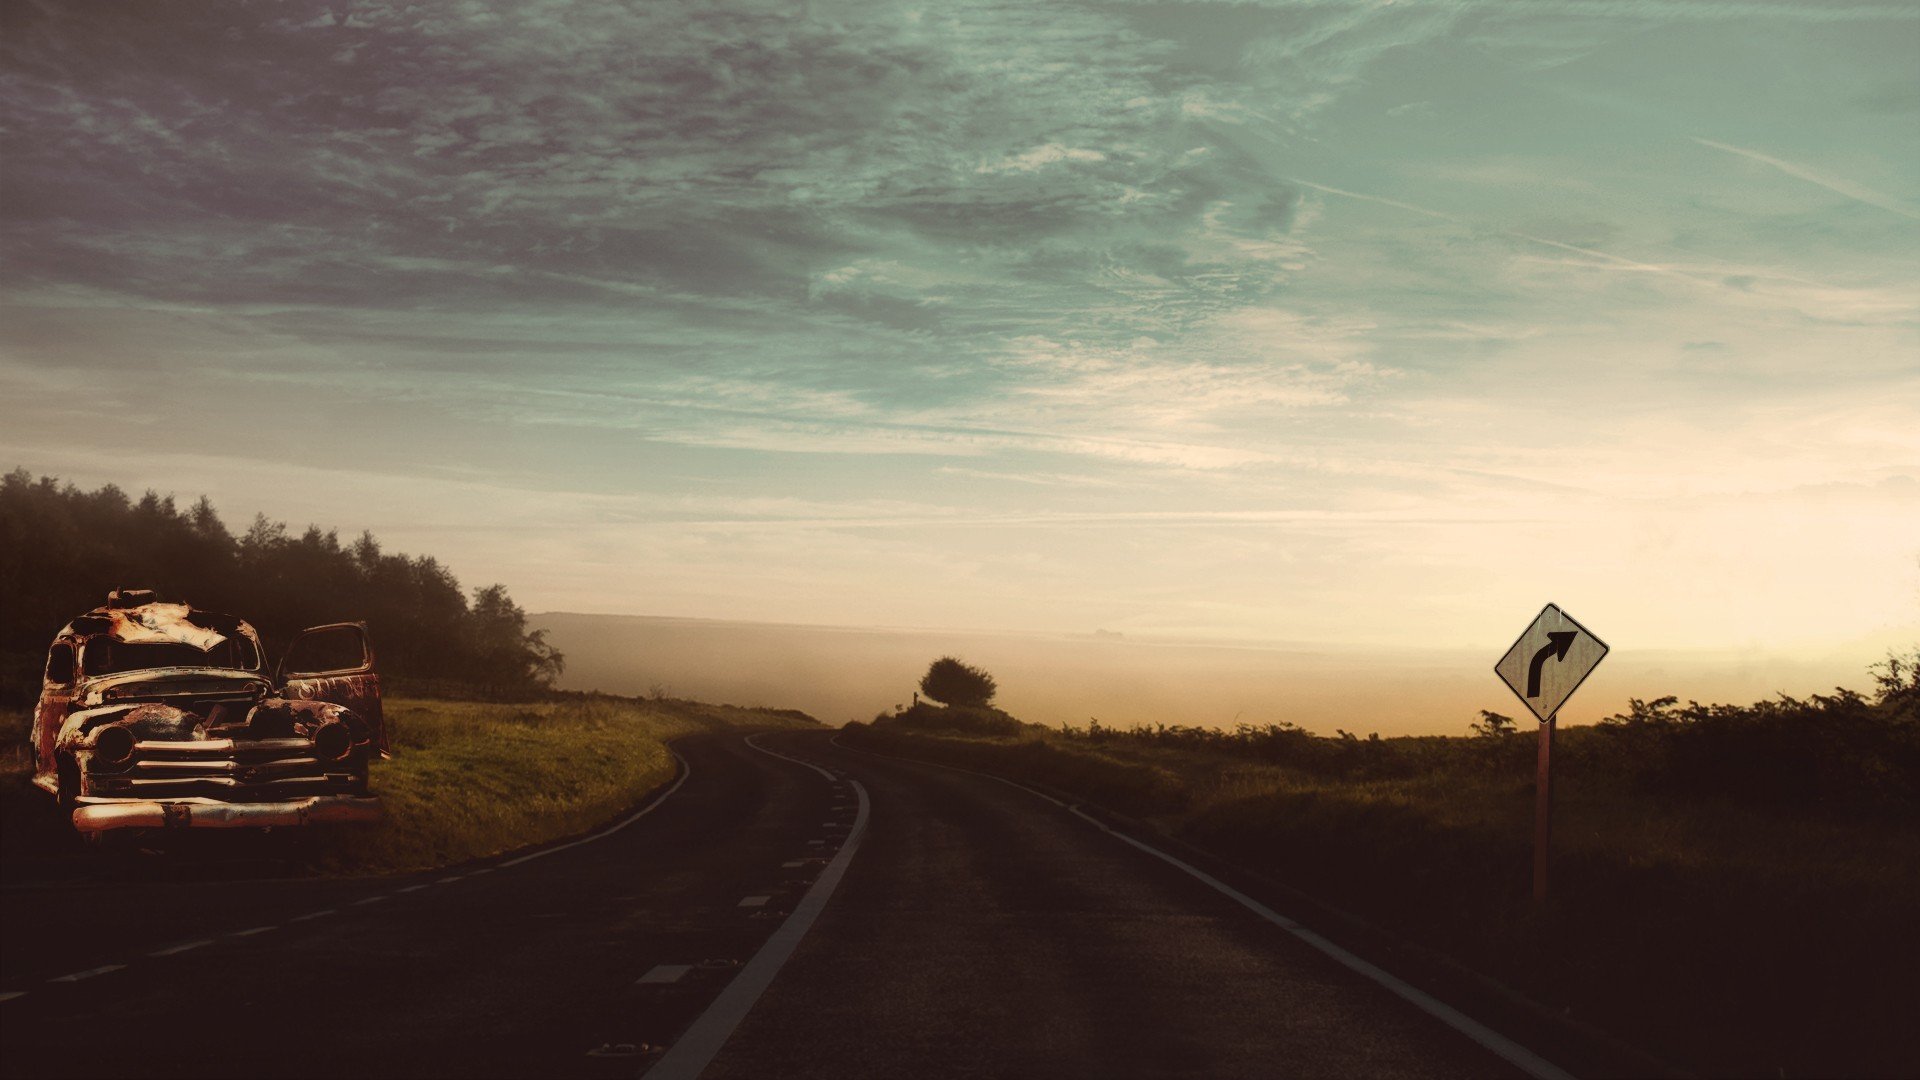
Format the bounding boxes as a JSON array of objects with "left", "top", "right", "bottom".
[
  {"left": 1470, "top": 709, "right": 1517, "bottom": 737},
  {"left": 920, "top": 656, "right": 997, "bottom": 708}
]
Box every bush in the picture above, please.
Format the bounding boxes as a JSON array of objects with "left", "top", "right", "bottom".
[
  {"left": 919, "top": 655, "right": 997, "bottom": 707},
  {"left": 875, "top": 701, "right": 1023, "bottom": 737}
]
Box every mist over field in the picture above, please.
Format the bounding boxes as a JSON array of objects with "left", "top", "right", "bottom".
[{"left": 534, "top": 612, "right": 1900, "bottom": 735}]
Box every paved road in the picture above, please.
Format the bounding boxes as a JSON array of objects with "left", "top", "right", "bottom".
[
  {"left": 1, "top": 728, "right": 1546, "bottom": 1079},
  {"left": 703, "top": 731, "right": 1526, "bottom": 1080},
  {"left": 0, "top": 731, "right": 852, "bottom": 1078}
]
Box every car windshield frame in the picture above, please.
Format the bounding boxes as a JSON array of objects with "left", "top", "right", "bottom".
[{"left": 79, "top": 636, "right": 261, "bottom": 676}]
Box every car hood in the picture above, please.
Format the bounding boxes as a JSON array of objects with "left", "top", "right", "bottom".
[{"left": 80, "top": 667, "right": 272, "bottom": 702}]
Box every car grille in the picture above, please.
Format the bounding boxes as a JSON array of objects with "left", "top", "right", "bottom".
[{"left": 95, "top": 737, "right": 357, "bottom": 799}]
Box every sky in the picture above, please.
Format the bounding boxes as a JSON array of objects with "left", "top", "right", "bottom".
[{"left": 3, "top": 1, "right": 1916, "bottom": 707}]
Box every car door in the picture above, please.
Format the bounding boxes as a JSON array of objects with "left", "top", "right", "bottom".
[{"left": 278, "top": 622, "right": 388, "bottom": 756}]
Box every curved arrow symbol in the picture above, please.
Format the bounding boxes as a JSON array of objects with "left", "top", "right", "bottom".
[{"left": 1526, "top": 631, "right": 1578, "bottom": 697}]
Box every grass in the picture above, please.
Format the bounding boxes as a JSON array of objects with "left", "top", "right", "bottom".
[
  {"left": 847, "top": 690, "right": 1920, "bottom": 1080},
  {"left": 321, "top": 695, "right": 814, "bottom": 873},
  {"left": 0, "top": 694, "right": 816, "bottom": 875}
]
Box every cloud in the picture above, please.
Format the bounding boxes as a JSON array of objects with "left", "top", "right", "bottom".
[
  {"left": 3, "top": 0, "right": 1916, "bottom": 662},
  {"left": 1692, "top": 137, "right": 1920, "bottom": 222},
  {"left": 977, "top": 144, "right": 1109, "bottom": 174}
]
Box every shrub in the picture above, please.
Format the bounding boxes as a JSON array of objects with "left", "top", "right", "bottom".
[
  {"left": 919, "top": 656, "right": 998, "bottom": 707},
  {"left": 876, "top": 701, "right": 1023, "bottom": 737}
]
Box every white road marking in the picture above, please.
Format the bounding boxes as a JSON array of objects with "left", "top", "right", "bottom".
[
  {"left": 149, "top": 940, "right": 213, "bottom": 957},
  {"left": 645, "top": 734, "right": 871, "bottom": 1080},
  {"left": 50, "top": 965, "right": 126, "bottom": 983},
  {"left": 637, "top": 964, "right": 693, "bottom": 985},
  {"left": 0, "top": 991, "right": 25, "bottom": 1004},
  {"left": 830, "top": 733, "right": 1576, "bottom": 1080},
  {"left": 397, "top": 884, "right": 431, "bottom": 893},
  {"left": 290, "top": 909, "right": 336, "bottom": 922},
  {"left": 737, "top": 896, "right": 771, "bottom": 908},
  {"left": 1068, "top": 805, "right": 1577, "bottom": 1080},
  {"left": 353, "top": 895, "right": 388, "bottom": 906},
  {"left": 499, "top": 749, "right": 691, "bottom": 868},
  {"left": 229, "top": 926, "right": 276, "bottom": 938},
  {"left": 468, "top": 868, "right": 495, "bottom": 875},
  {"left": 437, "top": 875, "right": 464, "bottom": 884}
]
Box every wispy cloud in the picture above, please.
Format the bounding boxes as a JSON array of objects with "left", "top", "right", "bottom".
[
  {"left": 2, "top": 0, "right": 1915, "bottom": 658},
  {"left": 1693, "top": 137, "right": 1920, "bottom": 222}
]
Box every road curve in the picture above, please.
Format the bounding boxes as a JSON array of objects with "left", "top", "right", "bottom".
[
  {"left": 0, "top": 731, "right": 854, "bottom": 1079},
  {"left": 4, "top": 725, "right": 1561, "bottom": 1079},
  {"left": 696, "top": 730, "right": 1533, "bottom": 1080}
]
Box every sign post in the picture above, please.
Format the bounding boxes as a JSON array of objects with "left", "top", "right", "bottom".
[
  {"left": 1496, "top": 603, "right": 1607, "bottom": 902},
  {"left": 1533, "top": 712, "right": 1555, "bottom": 902}
]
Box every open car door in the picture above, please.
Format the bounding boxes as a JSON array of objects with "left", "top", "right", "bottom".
[{"left": 278, "top": 622, "right": 388, "bottom": 756}]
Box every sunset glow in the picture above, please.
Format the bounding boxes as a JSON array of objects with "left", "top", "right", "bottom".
[{"left": 4, "top": 2, "right": 1914, "bottom": 728}]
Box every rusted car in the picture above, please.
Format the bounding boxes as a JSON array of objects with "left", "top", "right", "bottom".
[{"left": 30, "top": 589, "right": 387, "bottom": 835}]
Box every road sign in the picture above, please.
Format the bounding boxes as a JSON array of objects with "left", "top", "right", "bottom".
[
  {"left": 1495, "top": 602, "right": 1609, "bottom": 903},
  {"left": 1494, "top": 603, "right": 1608, "bottom": 722}
]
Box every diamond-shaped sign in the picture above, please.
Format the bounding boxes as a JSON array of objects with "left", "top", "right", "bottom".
[{"left": 1495, "top": 603, "right": 1609, "bottom": 722}]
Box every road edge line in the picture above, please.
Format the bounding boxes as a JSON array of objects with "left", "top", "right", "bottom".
[
  {"left": 498, "top": 747, "right": 691, "bottom": 869},
  {"left": 644, "top": 733, "right": 870, "bottom": 1080},
  {"left": 828, "top": 732, "right": 1576, "bottom": 1080}
]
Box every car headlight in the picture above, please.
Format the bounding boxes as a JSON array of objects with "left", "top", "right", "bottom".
[
  {"left": 92, "top": 725, "right": 136, "bottom": 768},
  {"left": 311, "top": 721, "right": 353, "bottom": 763}
]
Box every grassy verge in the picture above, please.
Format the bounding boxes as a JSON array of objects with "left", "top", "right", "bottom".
[
  {"left": 321, "top": 695, "right": 813, "bottom": 873},
  {"left": 0, "top": 695, "right": 816, "bottom": 876},
  {"left": 843, "top": 704, "right": 1920, "bottom": 1079}
]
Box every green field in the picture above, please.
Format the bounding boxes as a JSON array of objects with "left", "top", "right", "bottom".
[
  {"left": 843, "top": 672, "right": 1920, "bottom": 1080},
  {"left": 0, "top": 695, "right": 815, "bottom": 875}
]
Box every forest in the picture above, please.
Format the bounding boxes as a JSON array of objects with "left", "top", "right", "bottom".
[{"left": 0, "top": 469, "right": 562, "bottom": 704}]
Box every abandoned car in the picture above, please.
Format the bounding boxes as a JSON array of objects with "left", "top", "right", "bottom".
[{"left": 31, "top": 589, "right": 387, "bottom": 834}]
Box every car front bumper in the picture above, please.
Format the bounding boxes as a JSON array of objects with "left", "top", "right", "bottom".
[{"left": 71, "top": 794, "right": 383, "bottom": 833}]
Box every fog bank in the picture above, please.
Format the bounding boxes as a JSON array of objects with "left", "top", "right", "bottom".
[{"left": 533, "top": 613, "right": 1906, "bottom": 737}]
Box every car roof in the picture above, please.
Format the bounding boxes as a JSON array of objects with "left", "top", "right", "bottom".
[{"left": 56, "top": 600, "right": 257, "bottom": 652}]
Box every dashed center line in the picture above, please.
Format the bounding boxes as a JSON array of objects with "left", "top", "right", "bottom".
[
  {"left": 737, "top": 896, "right": 771, "bottom": 908},
  {"left": 0, "top": 991, "right": 26, "bottom": 1004},
  {"left": 50, "top": 965, "right": 126, "bottom": 984},
  {"left": 648, "top": 734, "right": 872, "bottom": 1080},
  {"left": 637, "top": 964, "right": 693, "bottom": 985},
  {"left": 229, "top": 926, "right": 276, "bottom": 938},
  {"left": 290, "top": 909, "right": 336, "bottom": 922},
  {"left": 149, "top": 939, "right": 213, "bottom": 957},
  {"left": 437, "top": 875, "right": 464, "bottom": 884},
  {"left": 353, "top": 895, "right": 388, "bottom": 906},
  {"left": 397, "top": 884, "right": 431, "bottom": 893}
]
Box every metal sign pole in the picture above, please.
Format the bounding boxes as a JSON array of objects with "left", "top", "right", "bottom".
[{"left": 1533, "top": 712, "right": 1555, "bottom": 902}]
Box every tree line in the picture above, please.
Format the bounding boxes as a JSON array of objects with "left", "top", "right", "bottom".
[{"left": 0, "top": 469, "right": 562, "bottom": 704}]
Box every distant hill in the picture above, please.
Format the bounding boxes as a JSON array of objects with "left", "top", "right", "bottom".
[{"left": 529, "top": 611, "right": 1899, "bottom": 735}]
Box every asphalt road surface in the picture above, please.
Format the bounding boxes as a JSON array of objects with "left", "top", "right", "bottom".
[{"left": 0, "top": 729, "right": 1553, "bottom": 1079}]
